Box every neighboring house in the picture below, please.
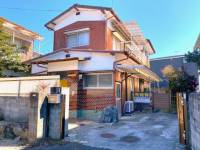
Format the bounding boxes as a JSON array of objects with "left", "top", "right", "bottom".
[
  {"left": 150, "top": 55, "right": 199, "bottom": 92},
  {"left": 0, "top": 17, "right": 42, "bottom": 62},
  {"left": 194, "top": 33, "right": 200, "bottom": 50},
  {"left": 151, "top": 33, "right": 200, "bottom": 92},
  {"left": 28, "top": 4, "right": 159, "bottom": 119}
]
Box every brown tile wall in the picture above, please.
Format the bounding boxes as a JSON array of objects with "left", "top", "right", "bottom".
[
  {"left": 68, "top": 77, "right": 115, "bottom": 111},
  {"left": 53, "top": 21, "right": 107, "bottom": 51}
]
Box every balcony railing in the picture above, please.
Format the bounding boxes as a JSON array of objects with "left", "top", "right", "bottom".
[{"left": 120, "top": 42, "right": 150, "bottom": 67}]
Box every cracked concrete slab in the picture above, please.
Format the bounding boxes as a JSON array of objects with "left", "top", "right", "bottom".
[
  {"left": 25, "top": 112, "right": 185, "bottom": 150},
  {"left": 64, "top": 112, "right": 184, "bottom": 150}
]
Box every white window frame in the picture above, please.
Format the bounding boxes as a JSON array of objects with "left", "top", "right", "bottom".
[
  {"left": 112, "top": 35, "right": 122, "bottom": 51},
  {"left": 83, "top": 73, "right": 113, "bottom": 89},
  {"left": 65, "top": 28, "right": 90, "bottom": 48}
]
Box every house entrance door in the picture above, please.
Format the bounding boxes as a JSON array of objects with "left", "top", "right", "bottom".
[{"left": 116, "top": 82, "right": 122, "bottom": 117}]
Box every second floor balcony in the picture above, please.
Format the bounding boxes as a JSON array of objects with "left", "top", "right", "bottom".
[{"left": 113, "top": 40, "right": 150, "bottom": 67}]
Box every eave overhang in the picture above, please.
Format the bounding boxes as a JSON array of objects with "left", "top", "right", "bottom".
[{"left": 116, "top": 64, "right": 161, "bottom": 82}]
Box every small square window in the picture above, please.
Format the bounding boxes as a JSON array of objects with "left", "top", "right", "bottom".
[
  {"left": 99, "top": 74, "right": 113, "bottom": 87},
  {"left": 83, "top": 73, "right": 113, "bottom": 88},
  {"left": 66, "top": 30, "right": 89, "bottom": 48},
  {"left": 83, "top": 75, "right": 97, "bottom": 87},
  {"left": 78, "top": 31, "right": 89, "bottom": 46}
]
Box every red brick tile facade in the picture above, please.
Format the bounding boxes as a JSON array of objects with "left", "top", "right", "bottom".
[
  {"left": 66, "top": 74, "right": 115, "bottom": 111},
  {"left": 53, "top": 21, "right": 107, "bottom": 51}
]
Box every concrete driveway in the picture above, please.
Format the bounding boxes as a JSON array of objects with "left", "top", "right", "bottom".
[
  {"left": 67, "top": 112, "right": 184, "bottom": 150},
  {"left": 27, "top": 112, "right": 184, "bottom": 150}
]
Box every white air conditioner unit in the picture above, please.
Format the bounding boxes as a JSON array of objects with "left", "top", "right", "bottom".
[{"left": 124, "top": 101, "right": 134, "bottom": 114}]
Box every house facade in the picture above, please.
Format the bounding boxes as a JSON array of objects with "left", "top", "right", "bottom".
[
  {"left": 0, "top": 17, "right": 42, "bottom": 62},
  {"left": 194, "top": 34, "right": 200, "bottom": 50},
  {"left": 151, "top": 33, "right": 200, "bottom": 92},
  {"left": 29, "top": 4, "right": 159, "bottom": 119},
  {"left": 150, "top": 55, "right": 199, "bottom": 92}
]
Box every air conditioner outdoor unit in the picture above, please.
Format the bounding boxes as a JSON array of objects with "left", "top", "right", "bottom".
[{"left": 124, "top": 101, "right": 134, "bottom": 114}]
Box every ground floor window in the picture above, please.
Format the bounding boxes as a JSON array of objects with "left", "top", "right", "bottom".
[
  {"left": 83, "top": 73, "right": 113, "bottom": 88},
  {"left": 116, "top": 83, "right": 121, "bottom": 99}
]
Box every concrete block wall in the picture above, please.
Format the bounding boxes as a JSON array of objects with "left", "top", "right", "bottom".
[
  {"left": 0, "top": 96, "right": 29, "bottom": 123},
  {"left": 189, "top": 93, "right": 200, "bottom": 150}
]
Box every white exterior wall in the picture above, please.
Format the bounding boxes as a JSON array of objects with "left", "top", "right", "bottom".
[
  {"left": 48, "top": 60, "right": 78, "bottom": 72},
  {"left": 0, "top": 76, "right": 60, "bottom": 96},
  {"left": 31, "top": 64, "right": 47, "bottom": 74},
  {"left": 70, "top": 51, "right": 114, "bottom": 71},
  {"left": 31, "top": 50, "right": 139, "bottom": 75},
  {"left": 54, "top": 9, "right": 106, "bottom": 31},
  {"left": 31, "top": 51, "right": 116, "bottom": 74}
]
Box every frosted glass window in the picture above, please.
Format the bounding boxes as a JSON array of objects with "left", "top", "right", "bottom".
[
  {"left": 99, "top": 74, "right": 113, "bottom": 87},
  {"left": 67, "top": 33, "right": 77, "bottom": 48},
  {"left": 66, "top": 30, "right": 89, "bottom": 48},
  {"left": 113, "top": 36, "right": 121, "bottom": 51},
  {"left": 84, "top": 75, "right": 97, "bottom": 87},
  {"left": 83, "top": 73, "right": 113, "bottom": 88},
  {"left": 78, "top": 31, "right": 89, "bottom": 46}
]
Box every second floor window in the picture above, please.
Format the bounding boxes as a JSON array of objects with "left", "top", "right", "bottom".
[
  {"left": 112, "top": 35, "right": 122, "bottom": 51},
  {"left": 66, "top": 29, "right": 89, "bottom": 48}
]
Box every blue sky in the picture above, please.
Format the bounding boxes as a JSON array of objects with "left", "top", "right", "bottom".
[{"left": 0, "top": 0, "right": 199, "bottom": 58}]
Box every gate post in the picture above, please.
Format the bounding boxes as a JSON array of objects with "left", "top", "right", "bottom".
[
  {"left": 183, "top": 92, "right": 191, "bottom": 149},
  {"left": 176, "top": 92, "right": 186, "bottom": 144},
  {"left": 28, "top": 92, "right": 48, "bottom": 142},
  {"left": 48, "top": 95, "right": 65, "bottom": 139}
]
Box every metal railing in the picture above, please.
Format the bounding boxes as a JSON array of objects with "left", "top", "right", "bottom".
[
  {"left": 133, "top": 92, "right": 151, "bottom": 97},
  {"left": 119, "top": 42, "right": 150, "bottom": 67}
]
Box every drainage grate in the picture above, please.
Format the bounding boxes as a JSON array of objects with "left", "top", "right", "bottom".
[
  {"left": 120, "top": 135, "right": 140, "bottom": 143},
  {"left": 100, "top": 133, "right": 116, "bottom": 139}
]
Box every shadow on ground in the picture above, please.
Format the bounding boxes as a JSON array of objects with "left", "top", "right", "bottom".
[{"left": 0, "top": 112, "right": 185, "bottom": 150}]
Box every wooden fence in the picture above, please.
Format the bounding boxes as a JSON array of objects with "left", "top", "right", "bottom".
[{"left": 152, "top": 92, "right": 170, "bottom": 111}]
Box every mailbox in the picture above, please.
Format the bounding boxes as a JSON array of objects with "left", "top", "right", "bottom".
[{"left": 48, "top": 94, "right": 62, "bottom": 104}]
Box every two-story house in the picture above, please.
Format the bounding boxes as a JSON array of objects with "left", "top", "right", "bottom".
[
  {"left": 194, "top": 34, "right": 200, "bottom": 50},
  {"left": 0, "top": 17, "right": 42, "bottom": 62},
  {"left": 28, "top": 4, "right": 159, "bottom": 119}
]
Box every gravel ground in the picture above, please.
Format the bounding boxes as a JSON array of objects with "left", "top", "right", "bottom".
[{"left": 0, "top": 112, "right": 185, "bottom": 150}]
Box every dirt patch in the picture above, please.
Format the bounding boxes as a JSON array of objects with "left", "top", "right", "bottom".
[
  {"left": 100, "top": 133, "right": 116, "bottom": 139},
  {"left": 120, "top": 135, "right": 140, "bottom": 143}
]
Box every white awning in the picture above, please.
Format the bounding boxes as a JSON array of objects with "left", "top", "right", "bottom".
[{"left": 116, "top": 64, "right": 160, "bottom": 82}]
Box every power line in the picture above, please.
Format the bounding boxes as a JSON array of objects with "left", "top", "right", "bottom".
[{"left": 0, "top": 6, "right": 63, "bottom": 12}]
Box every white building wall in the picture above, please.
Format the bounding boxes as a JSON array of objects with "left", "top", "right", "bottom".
[
  {"left": 70, "top": 51, "right": 114, "bottom": 72},
  {"left": 31, "top": 50, "right": 140, "bottom": 75},
  {"left": 0, "top": 75, "right": 60, "bottom": 96},
  {"left": 31, "top": 64, "right": 47, "bottom": 74},
  {"left": 31, "top": 51, "right": 116, "bottom": 74},
  {"left": 54, "top": 9, "right": 106, "bottom": 31},
  {"left": 48, "top": 60, "right": 78, "bottom": 72}
]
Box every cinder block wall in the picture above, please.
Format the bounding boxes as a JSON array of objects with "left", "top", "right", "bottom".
[
  {"left": 189, "top": 93, "right": 200, "bottom": 150},
  {"left": 0, "top": 96, "right": 29, "bottom": 123}
]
